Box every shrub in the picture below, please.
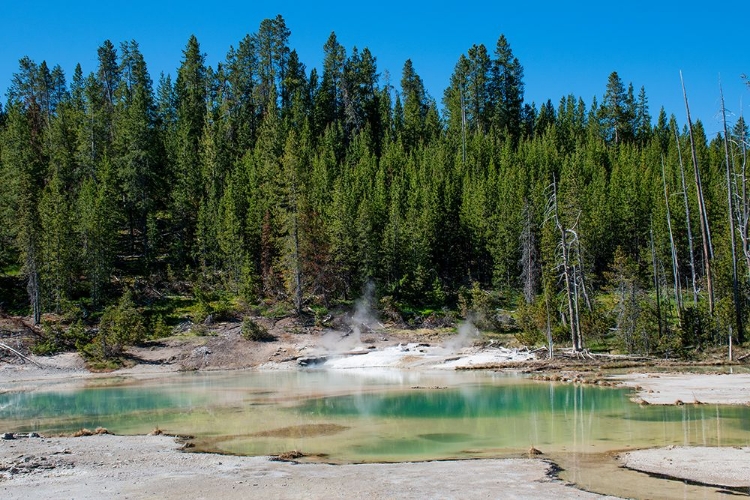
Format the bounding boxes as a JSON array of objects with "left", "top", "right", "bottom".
[
  {"left": 241, "top": 317, "right": 274, "bottom": 342},
  {"left": 89, "top": 291, "right": 146, "bottom": 360},
  {"left": 150, "top": 315, "right": 172, "bottom": 339},
  {"left": 515, "top": 302, "right": 545, "bottom": 346},
  {"left": 458, "top": 282, "right": 500, "bottom": 330},
  {"left": 191, "top": 300, "right": 212, "bottom": 324},
  {"left": 378, "top": 295, "right": 404, "bottom": 325},
  {"left": 32, "top": 320, "right": 88, "bottom": 355}
]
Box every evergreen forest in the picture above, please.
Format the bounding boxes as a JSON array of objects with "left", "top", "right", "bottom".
[{"left": 2, "top": 15, "right": 749, "bottom": 361}]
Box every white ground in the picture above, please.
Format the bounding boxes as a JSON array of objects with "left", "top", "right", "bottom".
[
  {"left": 619, "top": 446, "right": 750, "bottom": 488},
  {"left": 0, "top": 434, "right": 615, "bottom": 500},
  {"left": 609, "top": 372, "right": 750, "bottom": 405},
  {"left": 321, "top": 343, "right": 534, "bottom": 370}
]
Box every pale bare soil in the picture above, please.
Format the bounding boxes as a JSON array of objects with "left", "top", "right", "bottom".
[
  {"left": 619, "top": 446, "right": 750, "bottom": 488},
  {"left": 610, "top": 371, "right": 750, "bottom": 405},
  {"left": 0, "top": 434, "right": 616, "bottom": 500}
]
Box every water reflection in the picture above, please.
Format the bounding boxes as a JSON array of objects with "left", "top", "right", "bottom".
[{"left": 1, "top": 370, "right": 749, "bottom": 462}]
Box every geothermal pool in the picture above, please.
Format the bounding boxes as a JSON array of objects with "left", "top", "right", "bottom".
[
  {"left": 2, "top": 369, "right": 748, "bottom": 464},
  {"left": 4, "top": 369, "right": 750, "bottom": 498}
]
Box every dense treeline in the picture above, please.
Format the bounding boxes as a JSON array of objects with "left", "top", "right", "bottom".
[{"left": 1, "top": 15, "right": 748, "bottom": 357}]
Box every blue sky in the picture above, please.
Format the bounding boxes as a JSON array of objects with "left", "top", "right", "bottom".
[{"left": 3, "top": 1, "right": 748, "bottom": 136}]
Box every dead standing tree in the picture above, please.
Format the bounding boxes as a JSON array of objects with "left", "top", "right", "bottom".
[
  {"left": 674, "top": 122, "right": 698, "bottom": 305},
  {"left": 546, "top": 179, "right": 584, "bottom": 352},
  {"left": 681, "top": 71, "right": 715, "bottom": 314},
  {"left": 733, "top": 113, "right": 750, "bottom": 276},
  {"left": 519, "top": 200, "right": 540, "bottom": 304},
  {"left": 720, "top": 82, "right": 744, "bottom": 343},
  {"left": 661, "top": 155, "right": 683, "bottom": 322}
]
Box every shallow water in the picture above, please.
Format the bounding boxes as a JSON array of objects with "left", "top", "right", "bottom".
[{"left": 2, "top": 369, "right": 749, "bottom": 497}]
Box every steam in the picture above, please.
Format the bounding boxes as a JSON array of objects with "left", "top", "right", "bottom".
[
  {"left": 347, "top": 281, "right": 380, "bottom": 346},
  {"left": 321, "top": 281, "right": 381, "bottom": 353},
  {"left": 443, "top": 317, "right": 480, "bottom": 353}
]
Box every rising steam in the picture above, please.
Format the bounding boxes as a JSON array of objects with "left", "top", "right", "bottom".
[
  {"left": 443, "top": 317, "right": 480, "bottom": 353},
  {"left": 321, "top": 281, "right": 381, "bottom": 352},
  {"left": 347, "top": 281, "right": 380, "bottom": 345}
]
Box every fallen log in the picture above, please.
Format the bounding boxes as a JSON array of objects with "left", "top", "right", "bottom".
[{"left": 0, "top": 342, "right": 42, "bottom": 368}]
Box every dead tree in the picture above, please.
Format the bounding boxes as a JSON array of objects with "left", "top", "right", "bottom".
[
  {"left": 674, "top": 123, "right": 698, "bottom": 305},
  {"left": 572, "top": 233, "right": 592, "bottom": 312},
  {"left": 661, "top": 155, "right": 683, "bottom": 319},
  {"left": 720, "top": 82, "right": 744, "bottom": 342},
  {"left": 681, "top": 71, "right": 714, "bottom": 314},
  {"left": 650, "top": 223, "right": 662, "bottom": 347},
  {"left": 519, "top": 200, "right": 539, "bottom": 304},
  {"left": 545, "top": 286, "right": 554, "bottom": 359},
  {"left": 546, "top": 179, "right": 583, "bottom": 351},
  {"left": 734, "top": 115, "right": 750, "bottom": 275}
]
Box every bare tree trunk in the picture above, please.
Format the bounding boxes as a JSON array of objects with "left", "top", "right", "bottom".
[
  {"left": 737, "top": 119, "right": 750, "bottom": 274},
  {"left": 661, "top": 156, "right": 683, "bottom": 318},
  {"left": 674, "top": 123, "right": 698, "bottom": 305},
  {"left": 650, "top": 223, "right": 663, "bottom": 345},
  {"left": 560, "top": 225, "right": 580, "bottom": 350},
  {"left": 519, "top": 201, "right": 539, "bottom": 304},
  {"left": 545, "top": 287, "right": 554, "bottom": 359},
  {"left": 550, "top": 179, "right": 582, "bottom": 351},
  {"left": 573, "top": 234, "right": 592, "bottom": 312},
  {"left": 681, "top": 71, "right": 714, "bottom": 314},
  {"left": 572, "top": 264, "right": 583, "bottom": 349},
  {"left": 720, "top": 82, "right": 744, "bottom": 343}
]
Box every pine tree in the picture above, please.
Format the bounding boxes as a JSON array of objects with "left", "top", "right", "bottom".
[
  {"left": 600, "top": 71, "right": 634, "bottom": 145},
  {"left": 39, "top": 88, "right": 80, "bottom": 313},
  {"left": 114, "top": 40, "right": 158, "bottom": 265},
  {"left": 3, "top": 57, "right": 56, "bottom": 323},
  {"left": 634, "top": 86, "right": 652, "bottom": 146},
  {"left": 77, "top": 160, "right": 118, "bottom": 306},
  {"left": 96, "top": 40, "right": 120, "bottom": 147},
  {"left": 492, "top": 35, "right": 525, "bottom": 143},
  {"left": 2, "top": 103, "right": 43, "bottom": 323},
  {"left": 224, "top": 35, "right": 259, "bottom": 155},
  {"left": 315, "top": 32, "right": 346, "bottom": 132},
  {"left": 255, "top": 15, "right": 291, "bottom": 115},
  {"left": 399, "top": 59, "right": 429, "bottom": 151},
  {"left": 519, "top": 200, "right": 540, "bottom": 303},
  {"left": 172, "top": 35, "right": 207, "bottom": 268}
]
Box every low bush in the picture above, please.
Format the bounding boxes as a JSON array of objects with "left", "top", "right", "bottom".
[
  {"left": 241, "top": 317, "right": 274, "bottom": 342},
  {"left": 85, "top": 290, "right": 146, "bottom": 361},
  {"left": 32, "top": 320, "right": 89, "bottom": 355}
]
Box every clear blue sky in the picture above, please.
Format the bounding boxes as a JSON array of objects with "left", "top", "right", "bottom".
[{"left": 3, "top": 1, "right": 748, "bottom": 136}]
